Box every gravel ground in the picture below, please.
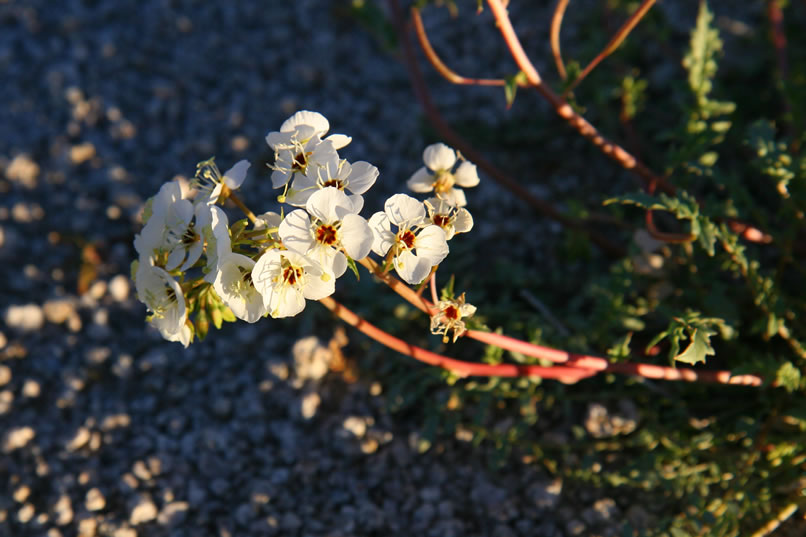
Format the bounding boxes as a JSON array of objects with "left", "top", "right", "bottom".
[{"left": 0, "top": 1, "right": 641, "bottom": 536}]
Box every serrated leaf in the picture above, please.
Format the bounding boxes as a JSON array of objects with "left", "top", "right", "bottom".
[
  {"left": 775, "top": 362, "right": 801, "bottom": 393},
  {"left": 674, "top": 327, "right": 716, "bottom": 365},
  {"left": 683, "top": 1, "right": 722, "bottom": 104},
  {"left": 603, "top": 192, "right": 664, "bottom": 210}
]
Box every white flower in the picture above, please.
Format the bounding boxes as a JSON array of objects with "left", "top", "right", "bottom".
[
  {"left": 430, "top": 293, "right": 476, "bottom": 343},
  {"left": 192, "top": 158, "right": 250, "bottom": 205},
  {"left": 284, "top": 157, "right": 378, "bottom": 211},
  {"left": 251, "top": 249, "right": 335, "bottom": 318},
  {"left": 368, "top": 193, "right": 449, "bottom": 284},
  {"left": 212, "top": 253, "right": 267, "bottom": 323},
  {"left": 134, "top": 261, "right": 191, "bottom": 347},
  {"left": 198, "top": 205, "right": 232, "bottom": 283},
  {"left": 424, "top": 197, "right": 473, "bottom": 240},
  {"left": 266, "top": 111, "right": 344, "bottom": 190},
  {"left": 279, "top": 187, "right": 373, "bottom": 277},
  {"left": 135, "top": 182, "right": 206, "bottom": 272},
  {"left": 407, "top": 143, "right": 479, "bottom": 207}
]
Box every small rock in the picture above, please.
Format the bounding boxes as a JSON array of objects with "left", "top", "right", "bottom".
[
  {"left": 43, "top": 299, "right": 76, "bottom": 325},
  {"left": 419, "top": 487, "right": 441, "bottom": 503},
  {"left": 85, "top": 488, "right": 106, "bottom": 511},
  {"left": 0, "top": 389, "right": 13, "bottom": 414},
  {"left": 67, "top": 427, "right": 91, "bottom": 451},
  {"left": 113, "top": 528, "right": 137, "bottom": 537},
  {"left": 70, "top": 142, "right": 96, "bottom": 164},
  {"left": 77, "top": 517, "right": 98, "bottom": 537},
  {"left": 491, "top": 524, "right": 517, "bottom": 537},
  {"left": 132, "top": 460, "right": 151, "bottom": 481},
  {"left": 5, "top": 304, "right": 45, "bottom": 332},
  {"left": 292, "top": 336, "right": 331, "bottom": 382},
  {"left": 343, "top": 416, "right": 368, "bottom": 438},
  {"left": 22, "top": 379, "right": 40, "bottom": 398},
  {"left": 211, "top": 397, "right": 232, "bottom": 418},
  {"left": 360, "top": 438, "right": 379, "bottom": 454},
  {"left": 0, "top": 364, "right": 11, "bottom": 386},
  {"left": 13, "top": 484, "right": 31, "bottom": 503},
  {"left": 299, "top": 391, "right": 320, "bottom": 420},
  {"left": 4, "top": 426, "right": 35, "bottom": 451},
  {"left": 413, "top": 503, "right": 435, "bottom": 528},
  {"left": 280, "top": 512, "right": 301, "bottom": 531},
  {"left": 5, "top": 154, "right": 39, "bottom": 188},
  {"left": 109, "top": 275, "right": 130, "bottom": 301},
  {"left": 130, "top": 496, "right": 158, "bottom": 525},
  {"left": 157, "top": 501, "right": 189, "bottom": 526},
  {"left": 527, "top": 478, "right": 562, "bottom": 510},
  {"left": 53, "top": 495, "right": 73, "bottom": 526},
  {"left": 18, "top": 503, "right": 35, "bottom": 523},
  {"left": 565, "top": 519, "right": 586, "bottom": 536}
]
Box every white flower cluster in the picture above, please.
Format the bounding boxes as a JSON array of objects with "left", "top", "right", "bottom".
[{"left": 132, "top": 112, "right": 480, "bottom": 346}]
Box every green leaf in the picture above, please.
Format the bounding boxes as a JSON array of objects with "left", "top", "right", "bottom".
[
  {"left": 674, "top": 327, "right": 716, "bottom": 365},
  {"left": 209, "top": 305, "right": 223, "bottom": 330},
  {"left": 683, "top": 1, "right": 722, "bottom": 105},
  {"left": 504, "top": 71, "right": 527, "bottom": 109},
  {"left": 775, "top": 362, "right": 802, "bottom": 393},
  {"left": 346, "top": 256, "right": 360, "bottom": 281},
  {"left": 220, "top": 306, "right": 237, "bottom": 323},
  {"left": 195, "top": 309, "right": 209, "bottom": 341}
]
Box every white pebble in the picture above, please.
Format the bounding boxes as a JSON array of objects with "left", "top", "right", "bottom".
[
  {"left": 0, "top": 365, "right": 10, "bottom": 386},
  {"left": 4, "top": 426, "right": 35, "bottom": 451},
  {"left": 300, "top": 391, "right": 320, "bottom": 420},
  {"left": 85, "top": 488, "right": 106, "bottom": 511},
  {"left": 130, "top": 497, "right": 158, "bottom": 525},
  {"left": 108, "top": 275, "right": 130, "bottom": 301},
  {"left": 5, "top": 304, "right": 45, "bottom": 332}
]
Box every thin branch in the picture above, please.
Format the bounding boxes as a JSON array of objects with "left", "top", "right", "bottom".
[
  {"left": 766, "top": 0, "right": 793, "bottom": 136},
  {"left": 550, "top": 0, "right": 571, "bottom": 80},
  {"left": 359, "top": 253, "right": 766, "bottom": 387},
  {"left": 319, "top": 296, "right": 597, "bottom": 383},
  {"left": 563, "top": 0, "right": 657, "bottom": 98},
  {"left": 388, "top": 0, "right": 627, "bottom": 258},
  {"left": 411, "top": 7, "right": 510, "bottom": 87},
  {"left": 485, "top": 0, "right": 676, "bottom": 197},
  {"left": 226, "top": 190, "right": 258, "bottom": 224}
]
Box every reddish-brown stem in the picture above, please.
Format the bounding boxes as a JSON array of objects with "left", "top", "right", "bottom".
[
  {"left": 360, "top": 255, "right": 766, "bottom": 386},
  {"left": 388, "top": 0, "right": 626, "bottom": 258},
  {"left": 550, "top": 0, "right": 570, "bottom": 80},
  {"left": 411, "top": 8, "right": 511, "bottom": 87},
  {"left": 466, "top": 330, "right": 763, "bottom": 386},
  {"left": 485, "top": 0, "right": 676, "bottom": 197},
  {"left": 319, "top": 296, "right": 597, "bottom": 383},
  {"left": 562, "top": 0, "right": 657, "bottom": 98},
  {"left": 766, "top": 0, "right": 792, "bottom": 136}
]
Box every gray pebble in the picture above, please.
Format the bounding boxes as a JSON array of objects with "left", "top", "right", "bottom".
[
  {"left": 130, "top": 496, "right": 158, "bottom": 525},
  {"left": 0, "top": 364, "right": 10, "bottom": 386}
]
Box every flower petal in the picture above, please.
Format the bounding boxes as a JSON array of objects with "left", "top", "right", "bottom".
[
  {"left": 345, "top": 161, "right": 378, "bottom": 195},
  {"left": 368, "top": 212, "right": 394, "bottom": 256},
  {"left": 280, "top": 110, "right": 330, "bottom": 136},
  {"left": 279, "top": 209, "right": 314, "bottom": 255},
  {"left": 223, "top": 160, "right": 250, "bottom": 189},
  {"left": 453, "top": 208, "right": 474, "bottom": 234},
  {"left": 406, "top": 166, "right": 434, "bottom": 193},
  {"left": 340, "top": 213, "right": 373, "bottom": 260},
  {"left": 423, "top": 143, "right": 456, "bottom": 171},
  {"left": 384, "top": 193, "right": 426, "bottom": 227},
  {"left": 414, "top": 225, "right": 449, "bottom": 265},
  {"left": 306, "top": 187, "right": 355, "bottom": 223},
  {"left": 324, "top": 133, "right": 352, "bottom": 150},
  {"left": 394, "top": 250, "right": 431, "bottom": 284},
  {"left": 453, "top": 161, "right": 480, "bottom": 187}
]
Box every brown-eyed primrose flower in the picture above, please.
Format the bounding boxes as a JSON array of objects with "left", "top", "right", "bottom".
[
  {"left": 423, "top": 197, "right": 473, "bottom": 240},
  {"left": 265, "top": 111, "right": 345, "bottom": 193},
  {"left": 430, "top": 293, "right": 477, "bottom": 343},
  {"left": 406, "top": 143, "right": 479, "bottom": 207},
  {"left": 368, "top": 193, "right": 449, "bottom": 285}
]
